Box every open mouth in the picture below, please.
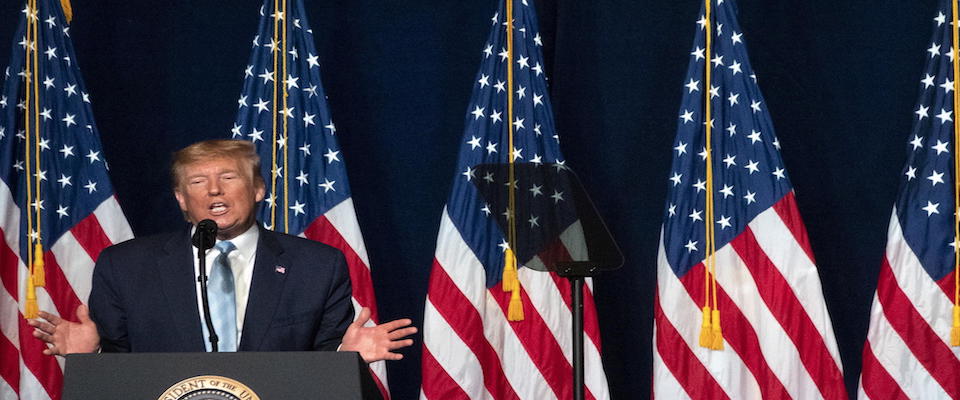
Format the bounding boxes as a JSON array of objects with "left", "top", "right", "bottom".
[{"left": 209, "top": 202, "right": 228, "bottom": 216}]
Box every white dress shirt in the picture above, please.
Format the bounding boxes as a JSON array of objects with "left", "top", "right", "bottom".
[{"left": 192, "top": 223, "right": 258, "bottom": 348}]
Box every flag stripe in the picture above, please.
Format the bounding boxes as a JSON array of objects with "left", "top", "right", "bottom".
[
  {"left": 481, "top": 288, "right": 559, "bottom": 400},
  {"left": 427, "top": 260, "right": 520, "bottom": 400},
  {"left": 876, "top": 256, "right": 960, "bottom": 398},
  {"left": 534, "top": 232, "right": 603, "bottom": 350},
  {"left": 368, "top": 336, "right": 389, "bottom": 400},
  {"left": 523, "top": 266, "right": 608, "bottom": 398},
  {"left": 322, "top": 198, "right": 370, "bottom": 268},
  {"left": 434, "top": 210, "right": 488, "bottom": 312},
  {"left": 303, "top": 213, "right": 388, "bottom": 399},
  {"left": 884, "top": 211, "right": 953, "bottom": 337},
  {"left": 423, "top": 300, "right": 495, "bottom": 400},
  {"left": 303, "top": 214, "right": 377, "bottom": 321},
  {"left": 653, "top": 295, "right": 729, "bottom": 400},
  {"left": 859, "top": 210, "right": 954, "bottom": 399},
  {"left": 369, "top": 368, "right": 389, "bottom": 400},
  {"left": 862, "top": 290, "right": 950, "bottom": 399},
  {"left": 731, "top": 226, "right": 846, "bottom": 400},
  {"left": 11, "top": 367, "right": 52, "bottom": 400},
  {"left": 859, "top": 340, "right": 910, "bottom": 400},
  {"left": 0, "top": 229, "right": 19, "bottom": 306},
  {"left": 0, "top": 235, "right": 22, "bottom": 389},
  {"left": 0, "top": 278, "right": 19, "bottom": 345},
  {"left": 0, "top": 374, "right": 17, "bottom": 400},
  {"left": 546, "top": 272, "right": 602, "bottom": 350},
  {"left": 68, "top": 213, "right": 113, "bottom": 265},
  {"left": 92, "top": 196, "right": 133, "bottom": 244},
  {"left": 522, "top": 246, "right": 606, "bottom": 398},
  {"left": 420, "top": 346, "right": 473, "bottom": 400},
  {"left": 650, "top": 332, "right": 691, "bottom": 400},
  {"left": 935, "top": 270, "right": 954, "bottom": 304},
  {"left": 709, "top": 240, "right": 822, "bottom": 399},
  {"left": 518, "top": 259, "right": 573, "bottom": 364},
  {"left": 770, "top": 192, "right": 815, "bottom": 262},
  {"left": 750, "top": 198, "right": 841, "bottom": 360},
  {"left": 433, "top": 209, "right": 586, "bottom": 399},
  {"left": 488, "top": 281, "right": 593, "bottom": 400},
  {"left": 36, "top": 251, "right": 82, "bottom": 320},
  {"left": 520, "top": 231, "right": 605, "bottom": 382},
  {"left": 655, "top": 241, "right": 763, "bottom": 399},
  {"left": 0, "top": 182, "right": 22, "bottom": 301},
  {"left": 677, "top": 262, "right": 792, "bottom": 399},
  {"left": 17, "top": 317, "right": 62, "bottom": 399},
  {"left": 49, "top": 230, "right": 95, "bottom": 304},
  {"left": 0, "top": 322, "right": 19, "bottom": 395}
]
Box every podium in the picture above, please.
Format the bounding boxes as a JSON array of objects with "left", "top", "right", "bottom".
[{"left": 62, "top": 351, "right": 382, "bottom": 400}]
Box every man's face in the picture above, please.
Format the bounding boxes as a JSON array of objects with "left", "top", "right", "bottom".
[{"left": 174, "top": 157, "right": 265, "bottom": 240}]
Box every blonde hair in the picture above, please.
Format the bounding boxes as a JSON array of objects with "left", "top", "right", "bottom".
[{"left": 170, "top": 139, "right": 263, "bottom": 189}]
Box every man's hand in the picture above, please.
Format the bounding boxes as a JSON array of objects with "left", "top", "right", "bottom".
[
  {"left": 27, "top": 304, "right": 100, "bottom": 356},
  {"left": 340, "top": 307, "right": 416, "bottom": 363}
]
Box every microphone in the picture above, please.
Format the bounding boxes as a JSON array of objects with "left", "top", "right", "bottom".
[
  {"left": 192, "top": 219, "right": 218, "bottom": 251},
  {"left": 193, "top": 219, "right": 220, "bottom": 351}
]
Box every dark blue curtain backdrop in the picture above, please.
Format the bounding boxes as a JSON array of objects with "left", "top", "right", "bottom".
[{"left": 0, "top": 1, "right": 938, "bottom": 398}]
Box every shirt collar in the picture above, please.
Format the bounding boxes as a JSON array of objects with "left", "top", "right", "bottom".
[{"left": 217, "top": 223, "right": 259, "bottom": 260}]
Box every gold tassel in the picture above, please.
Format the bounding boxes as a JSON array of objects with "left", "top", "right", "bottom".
[
  {"left": 502, "top": 248, "right": 518, "bottom": 292},
  {"left": 32, "top": 243, "right": 45, "bottom": 287},
  {"left": 507, "top": 286, "right": 524, "bottom": 321},
  {"left": 699, "top": 306, "right": 713, "bottom": 348},
  {"left": 711, "top": 309, "right": 724, "bottom": 350},
  {"left": 60, "top": 0, "right": 73, "bottom": 23},
  {"left": 25, "top": 276, "right": 38, "bottom": 319},
  {"left": 952, "top": 305, "right": 960, "bottom": 346}
]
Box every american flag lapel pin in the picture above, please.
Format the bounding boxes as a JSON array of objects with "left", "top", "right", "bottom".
[{"left": 275, "top": 265, "right": 286, "bottom": 274}]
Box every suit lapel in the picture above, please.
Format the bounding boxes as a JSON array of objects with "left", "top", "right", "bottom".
[
  {"left": 239, "top": 228, "right": 288, "bottom": 351},
  {"left": 157, "top": 229, "right": 206, "bottom": 351}
]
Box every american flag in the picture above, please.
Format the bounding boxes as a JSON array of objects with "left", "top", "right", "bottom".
[
  {"left": 230, "top": 0, "right": 388, "bottom": 397},
  {"left": 0, "top": 1, "right": 133, "bottom": 399},
  {"left": 858, "top": 3, "right": 960, "bottom": 398},
  {"left": 420, "top": 1, "right": 610, "bottom": 399},
  {"left": 653, "top": 1, "right": 848, "bottom": 398}
]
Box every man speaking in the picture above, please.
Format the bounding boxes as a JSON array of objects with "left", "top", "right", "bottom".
[{"left": 29, "top": 139, "right": 414, "bottom": 362}]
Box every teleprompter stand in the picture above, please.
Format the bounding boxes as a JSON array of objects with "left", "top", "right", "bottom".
[
  {"left": 472, "top": 163, "right": 623, "bottom": 400},
  {"left": 62, "top": 351, "right": 382, "bottom": 400},
  {"left": 555, "top": 260, "right": 614, "bottom": 400}
]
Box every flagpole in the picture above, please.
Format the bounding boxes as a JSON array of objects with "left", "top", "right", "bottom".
[
  {"left": 269, "top": 0, "right": 280, "bottom": 230},
  {"left": 950, "top": 0, "right": 960, "bottom": 347},
  {"left": 699, "top": 0, "right": 724, "bottom": 351},
  {"left": 23, "top": 0, "right": 38, "bottom": 318},
  {"left": 31, "top": 0, "right": 45, "bottom": 289},
  {"left": 502, "top": 0, "right": 523, "bottom": 322},
  {"left": 281, "top": 0, "right": 290, "bottom": 234},
  {"left": 705, "top": 0, "right": 723, "bottom": 352}
]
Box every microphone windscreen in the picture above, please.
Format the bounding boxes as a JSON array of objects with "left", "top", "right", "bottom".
[{"left": 192, "top": 219, "right": 218, "bottom": 249}]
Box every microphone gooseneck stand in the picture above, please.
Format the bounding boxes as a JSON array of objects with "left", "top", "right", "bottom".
[
  {"left": 557, "top": 261, "right": 600, "bottom": 400},
  {"left": 193, "top": 219, "right": 219, "bottom": 352}
]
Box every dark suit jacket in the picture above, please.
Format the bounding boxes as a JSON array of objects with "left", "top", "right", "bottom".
[{"left": 88, "top": 226, "right": 354, "bottom": 352}]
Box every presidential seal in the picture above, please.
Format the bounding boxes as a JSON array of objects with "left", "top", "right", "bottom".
[{"left": 157, "top": 375, "right": 260, "bottom": 400}]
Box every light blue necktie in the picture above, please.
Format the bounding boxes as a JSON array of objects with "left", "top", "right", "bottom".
[{"left": 204, "top": 240, "right": 237, "bottom": 352}]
